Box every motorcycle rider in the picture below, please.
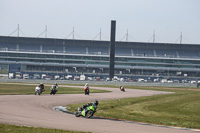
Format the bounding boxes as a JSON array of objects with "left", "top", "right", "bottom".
[
  {"left": 79, "top": 100, "right": 99, "bottom": 111},
  {"left": 39, "top": 83, "right": 44, "bottom": 89},
  {"left": 119, "top": 85, "right": 125, "bottom": 91},
  {"left": 84, "top": 83, "right": 89, "bottom": 89},
  {"left": 35, "top": 83, "right": 45, "bottom": 95},
  {"left": 39, "top": 83, "right": 45, "bottom": 92},
  {"left": 84, "top": 83, "right": 89, "bottom": 95},
  {"left": 50, "top": 82, "right": 58, "bottom": 95},
  {"left": 119, "top": 85, "right": 123, "bottom": 89},
  {"left": 51, "top": 82, "right": 58, "bottom": 92}
]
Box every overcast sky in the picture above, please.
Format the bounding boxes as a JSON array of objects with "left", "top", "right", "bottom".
[{"left": 0, "top": 0, "right": 200, "bottom": 44}]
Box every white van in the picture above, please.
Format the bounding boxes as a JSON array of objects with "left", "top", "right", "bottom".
[{"left": 23, "top": 74, "right": 29, "bottom": 79}]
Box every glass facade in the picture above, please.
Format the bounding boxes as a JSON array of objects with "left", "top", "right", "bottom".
[
  {"left": 0, "top": 36, "right": 200, "bottom": 78},
  {"left": 0, "top": 51, "right": 200, "bottom": 74}
]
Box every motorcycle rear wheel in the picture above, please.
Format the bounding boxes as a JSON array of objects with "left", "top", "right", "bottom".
[
  {"left": 50, "top": 90, "right": 54, "bottom": 95},
  {"left": 75, "top": 112, "right": 80, "bottom": 117}
]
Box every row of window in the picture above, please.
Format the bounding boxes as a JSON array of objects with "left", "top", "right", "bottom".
[
  {"left": 1, "top": 52, "right": 200, "bottom": 68},
  {"left": 115, "top": 62, "right": 200, "bottom": 69},
  {"left": 115, "top": 57, "right": 200, "bottom": 65},
  {"left": 1, "top": 57, "right": 200, "bottom": 69},
  {"left": 0, "top": 52, "right": 109, "bottom": 61}
]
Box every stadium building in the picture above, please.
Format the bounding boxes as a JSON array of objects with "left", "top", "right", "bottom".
[{"left": 0, "top": 35, "right": 200, "bottom": 82}]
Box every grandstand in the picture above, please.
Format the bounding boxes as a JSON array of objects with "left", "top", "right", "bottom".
[{"left": 0, "top": 35, "right": 200, "bottom": 82}]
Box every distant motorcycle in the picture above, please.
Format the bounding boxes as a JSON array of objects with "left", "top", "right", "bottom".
[
  {"left": 120, "top": 86, "right": 125, "bottom": 92},
  {"left": 35, "top": 86, "right": 45, "bottom": 95},
  {"left": 50, "top": 86, "right": 58, "bottom": 95},
  {"left": 75, "top": 103, "right": 98, "bottom": 118},
  {"left": 84, "top": 87, "right": 90, "bottom": 95}
]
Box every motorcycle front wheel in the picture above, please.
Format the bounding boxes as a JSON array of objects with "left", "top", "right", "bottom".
[
  {"left": 35, "top": 90, "right": 40, "bottom": 95},
  {"left": 75, "top": 112, "right": 80, "bottom": 117},
  {"left": 86, "top": 110, "right": 94, "bottom": 118}
]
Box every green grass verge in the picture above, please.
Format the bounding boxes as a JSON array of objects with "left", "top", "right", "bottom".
[
  {"left": 0, "top": 83, "right": 110, "bottom": 95},
  {"left": 0, "top": 123, "right": 89, "bottom": 133},
  {"left": 67, "top": 86, "right": 200, "bottom": 129}
]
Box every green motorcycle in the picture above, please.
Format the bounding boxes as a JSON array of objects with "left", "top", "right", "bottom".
[{"left": 75, "top": 101, "right": 98, "bottom": 118}]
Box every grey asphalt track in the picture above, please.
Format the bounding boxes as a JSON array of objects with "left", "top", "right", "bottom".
[{"left": 0, "top": 84, "right": 198, "bottom": 133}]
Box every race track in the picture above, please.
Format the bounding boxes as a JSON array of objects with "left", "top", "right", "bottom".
[{"left": 0, "top": 85, "right": 196, "bottom": 133}]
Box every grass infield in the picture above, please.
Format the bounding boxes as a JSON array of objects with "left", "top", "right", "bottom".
[
  {"left": 67, "top": 86, "right": 200, "bottom": 129},
  {"left": 0, "top": 124, "right": 89, "bottom": 133}
]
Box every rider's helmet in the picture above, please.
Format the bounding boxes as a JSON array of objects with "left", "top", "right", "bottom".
[
  {"left": 85, "top": 83, "right": 88, "bottom": 86},
  {"left": 55, "top": 82, "right": 57, "bottom": 86},
  {"left": 94, "top": 100, "right": 98, "bottom": 106},
  {"left": 39, "top": 83, "right": 43, "bottom": 87}
]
